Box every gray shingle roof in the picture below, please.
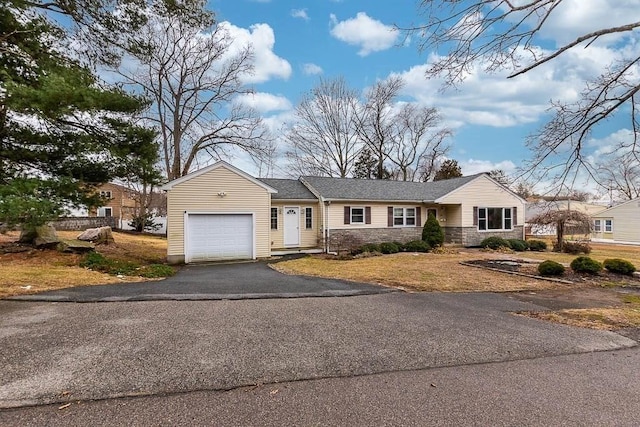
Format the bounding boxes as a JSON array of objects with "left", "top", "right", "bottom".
[
  {"left": 300, "top": 174, "right": 484, "bottom": 202},
  {"left": 259, "top": 178, "right": 318, "bottom": 200}
]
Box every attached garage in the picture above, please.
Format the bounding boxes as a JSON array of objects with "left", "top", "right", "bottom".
[
  {"left": 161, "top": 161, "right": 277, "bottom": 264},
  {"left": 185, "top": 213, "right": 254, "bottom": 262}
]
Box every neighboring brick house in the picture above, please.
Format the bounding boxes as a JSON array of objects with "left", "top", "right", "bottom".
[
  {"left": 89, "top": 183, "right": 167, "bottom": 231},
  {"left": 161, "top": 161, "right": 526, "bottom": 264}
]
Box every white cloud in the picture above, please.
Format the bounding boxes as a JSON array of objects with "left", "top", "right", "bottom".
[
  {"left": 291, "top": 9, "right": 309, "bottom": 21},
  {"left": 236, "top": 92, "right": 292, "bottom": 113},
  {"left": 302, "top": 63, "right": 323, "bottom": 75},
  {"left": 329, "top": 12, "right": 399, "bottom": 56},
  {"left": 221, "top": 22, "right": 292, "bottom": 84},
  {"left": 460, "top": 159, "right": 517, "bottom": 175}
]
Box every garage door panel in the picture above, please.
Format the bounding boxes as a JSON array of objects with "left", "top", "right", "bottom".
[{"left": 186, "top": 214, "right": 253, "bottom": 262}]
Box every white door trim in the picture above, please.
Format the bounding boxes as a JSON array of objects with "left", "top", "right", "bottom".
[
  {"left": 283, "top": 206, "right": 300, "bottom": 247},
  {"left": 183, "top": 212, "right": 256, "bottom": 263}
]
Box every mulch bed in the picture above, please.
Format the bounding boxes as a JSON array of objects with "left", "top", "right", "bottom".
[{"left": 464, "top": 259, "right": 640, "bottom": 287}]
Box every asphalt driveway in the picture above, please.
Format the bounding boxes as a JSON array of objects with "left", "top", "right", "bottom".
[{"left": 8, "top": 261, "right": 395, "bottom": 302}]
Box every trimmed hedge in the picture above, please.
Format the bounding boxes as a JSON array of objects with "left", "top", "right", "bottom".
[
  {"left": 403, "top": 240, "right": 431, "bottom": 252},
  {"left": 379, "top": 242, "right": 401, "bottom": 254},
  {"left": 422, "top": 213, "right": 444, "bottom": 248},
  {"left": 359, "top": 243, "right": 381, "bottom": 253},
  {"left": 570, "top": 256, "right": 603, "bottom": 274},
  {"left": 507, "top": 239, "right": 528, "bottom": 252},
  {"left": 480, "top": 236, "right": 510, "bottom": 250},
  {"left": 527, "top": 239, "right": 547, "bottom": 252},
  {"left": 538, "top": 260, "right": 565, "bottom": 276},
  {"left": 603, "top": 258, "right": 636, "bottom": 276}
]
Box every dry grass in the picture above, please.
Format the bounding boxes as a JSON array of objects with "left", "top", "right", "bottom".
[
  {"left": 275, "top": 251, "right": 562, "bottom": 293},
  {"left": 523, "top": 241, "right": 640, "bottom": 266},
  {"left": 522, "top": 307, "right": 640, "bottom": 330},
  {"left": 0, "top": 231, "right": 167, "bottom": 298}
]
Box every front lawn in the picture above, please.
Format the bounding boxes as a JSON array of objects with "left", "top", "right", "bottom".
[
  {"left": 274, "top": 251, "right": 561, "bottom": 292},
  {"left": 0, "top": 230, "right": 170, "bottom": 298}
]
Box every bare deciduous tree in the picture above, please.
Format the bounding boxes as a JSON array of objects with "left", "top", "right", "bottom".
[
  {"left": 110, "top": 2, "right": 271, "bottom": 180},
  {"left": 388, "top": 103, "right": 451, "bottom": 181},
  {"left": 355, "top": 76, "right": 404, "bottom": 179},
  {"left": 528, "top": 209, "right": 592, "bottom": 253},
  {"left": 408, "top": 0, "right": 640, "bottom": 190},
  {"left": 596, "top": 153, "right": 640, "bottom": 201},
  {"left": 285, "top": 77, "right": 361, "bottom": 177}
]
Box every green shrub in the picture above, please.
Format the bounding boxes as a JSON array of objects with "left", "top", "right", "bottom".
[
  {"left": 537, "top": 260, "right": 565, "bottom": 276},
  {"left": 422, "top": 213, "right": 444, "bottom": 248},
  {"left": 139, "top": 264, "right": 176, "bottom": 278},
  {"left": 570, "top": 256, "right": 603, "bottom": 274},
  {"left": 554, "top": 240, "right": 591, "bottom": 254},
  {"left": 507, "top": 239, "right": 528, "bottom": 252},
  {"left": 603, "top": 258, "right": 636, "bottom": 276},
  {"left": 379, "top": 242, "right": 400, "bottom": 254},
  {"left": 527, "top": 240, "right": 547, "bottom": 252},
  {"left": 403, "top": 240, "right": 431, "bottom": 252},
  {"left": 80, "top": 252, "right": 109, "bottom": 270},
  {"left": 480, "top": 236, "right": 510, "bottom": 250},
  {"left": 359, "top": 243, "right": 381, "bottom": 253},
  {"left": 393, "top": 241, "right": 406, "bottom": 251}
]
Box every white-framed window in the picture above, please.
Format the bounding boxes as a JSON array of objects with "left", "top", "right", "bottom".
[
  {"left": 605, "top": 219, "right": 613, "bottom": 232},
  {"left": 98, "top": 207, "right": 112, "bottom": 217},
  {"left": 270, "top": 207, "right": 278, "bottom": 230},
  {"left": 350, "top": 207, "right": 365, "bottom": 224},
  {"left": 305, "top": 207, "right": 313, "bottom": 229},
  {"left": 478, "top": 207, "right": 513, "bottom": 231},
  {"left": 594, "top": 219, "right": 601, "bottom": 232},
  {"left": 100, "top": 190, "right": 112, "bottom": 199},
  {"left": 393, "top": 207, "right": 416, "bottom": 226}
]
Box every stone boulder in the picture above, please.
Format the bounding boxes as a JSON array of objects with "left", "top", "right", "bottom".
[
  {"left": 77, "top": 226, "right": 115, "bottom": 245},
  {"left": 57, "top": 239, "right": 95, "bottom": 254},
  {"left": 19, "top": 224, "right": 61, "bottom": 248}
]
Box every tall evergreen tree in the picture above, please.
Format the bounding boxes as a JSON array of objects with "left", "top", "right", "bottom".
[
  {"left": 0, "top": 2, "right": 156, "bottom": 237},
  {"left": 433, "top": 159, "right": 463, "bottom": 181}
]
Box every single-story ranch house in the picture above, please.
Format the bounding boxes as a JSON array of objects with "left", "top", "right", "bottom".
[{"left": 161, "top": 161, "right": 526, "bottom": 263}]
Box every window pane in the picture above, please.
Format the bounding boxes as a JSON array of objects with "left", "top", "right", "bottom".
[
  {"left": 605, "top": 220, "right": 612, "bottom": 232},
  {"left": 504, "top": 218, "right": 512, "bottom": 229},
  {"left": 271, "top": 208, "right": 278, "bottom": 230},
  {"left": 305, "top": 208, "right": 312, "bottom": 229},
  {"left": 406, "top": 208, "right": 415, "bottom": 225},
  {"left": 594, "top": 220, "right": 601, "bottom": 232},
  {"left": 478, "top": 208, "right": 486, "bottom": 220},
  {"left": 351, "top": 208, "right": 364, "bottom": 223},
  {"left": 479, "top": 219, "right": 487, "bottom": 231},
  {"left": 393, "top": 208, "right": 404, "bottom": 225},
  {"left": 487, "top": 208, "right": 503, "bottom": 230}
]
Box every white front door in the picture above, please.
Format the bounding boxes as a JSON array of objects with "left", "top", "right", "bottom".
[{"left": 283, "top": 207, "right": 300, "bottom": 247}]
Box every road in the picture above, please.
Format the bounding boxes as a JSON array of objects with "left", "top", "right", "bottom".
[{"left": 0, "top": 291, "right": 637, "bottom": 425}]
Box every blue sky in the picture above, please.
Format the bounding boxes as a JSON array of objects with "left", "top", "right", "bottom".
[{"left": 204, "top": 0, "right": 637, "bottom": 189}]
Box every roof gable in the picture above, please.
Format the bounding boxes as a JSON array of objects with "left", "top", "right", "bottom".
[{"left": 160, "top": 161, "right": 278, "bottom": 193}]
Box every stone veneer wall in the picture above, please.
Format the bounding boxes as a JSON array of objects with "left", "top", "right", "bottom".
[
  {"left": 329, "top": 227, "right": 422, "bottom": 247},
  {"left": 445, "top": 226, "right": 524, "bottom": 247},
  {"left": 53, "top": 217, "right": 117, "bottom": 231}
]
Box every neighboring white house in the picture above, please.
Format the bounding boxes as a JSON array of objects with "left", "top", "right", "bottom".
[
  {"left": 161, "top": 161, "right": 526, "bottom": 264},
  {"left": 591, "top": 198, "right": 640, "bottom": 245},
  {"left": 525, "top": 200, "right": 607, "bottom": 237}
]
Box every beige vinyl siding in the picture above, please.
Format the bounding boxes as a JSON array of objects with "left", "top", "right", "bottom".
[
  {"left": 437, "top": 175, "right": 525, "bottom": 227},
  {"left": 327, "top": 202, "right": 423, "bottom": 229},
  {"left": 442, "top": 204, "right": 462, "bottom": 227},
  {"left": 593, "top": 199, "right": 640, "bottom": 243},
  {"left": 270, "top": 202, "right": 321, "bottom": 249},
  {"left": 166, "top": 166, "right": 272, "bottom": 258}
]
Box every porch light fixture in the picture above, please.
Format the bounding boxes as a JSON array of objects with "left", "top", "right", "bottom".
[{"left": 217, "top": 191, "right": 227, "bottom": 197}]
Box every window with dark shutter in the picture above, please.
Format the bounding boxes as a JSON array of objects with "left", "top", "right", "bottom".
[
  {"left": 365, "top": 207, "right": 372, "bottom": 224},
  {"left": 473, "top": 206, "right": 478, "bottom": 226},
  {"left": 344, "top": 206, "right": 350, "bottom": 224},
  {"left": 416, "top": 207, "right": 421, "bottom": 226},
  {"left": 513, "top": 206, "right": 518, "bottom": 226},
  {"left": 387, "top": 207, "right": 394, "bottom": 227}
]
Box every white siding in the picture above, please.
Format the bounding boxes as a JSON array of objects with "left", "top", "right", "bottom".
[
  {"left": 592, "top": 199, "right": 640, "bottom": 243},
  {"left": 270, "top": 202, "right": 321, "bottom": 249}
]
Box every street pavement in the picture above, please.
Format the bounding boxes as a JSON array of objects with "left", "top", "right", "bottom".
[
  {"left": 8, "top": 261, "right": 394, "bottom": 302},
  {"left": 2, "top": 347, "right": 640, "bottom": 426},
  {"left": 0, "top": 291, "right": 635, "bottom": 417}
]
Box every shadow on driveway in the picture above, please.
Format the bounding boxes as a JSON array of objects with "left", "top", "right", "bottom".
[{"left": 9, "top": 261, "right": 397, "bottom": 303}]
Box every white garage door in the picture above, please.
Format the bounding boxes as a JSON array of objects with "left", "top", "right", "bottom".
[{"left": 186, "top": 214, "right": 253, "bottom": 262}]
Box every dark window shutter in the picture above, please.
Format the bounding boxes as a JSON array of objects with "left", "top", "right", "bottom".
[
  {"left": 416, "top": 207, "right": 421, "bottom": 226},
  {"left": 387, "top": 207, "right": 393, "bottom": 227},
  {"left": 473, "top": 206, "right": 478, "bottom": 226},
  {"left": 365, "top": 207, "right": 372, "bottom": 224},
  {"left": 344, "top": 206, "right": 350, "bottom": 224},
  {"left": 513, "top": 207, "right": 518, "bottom": 226}
]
